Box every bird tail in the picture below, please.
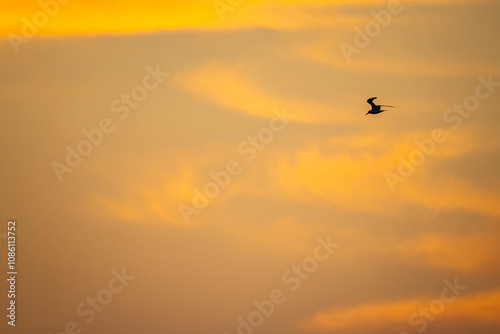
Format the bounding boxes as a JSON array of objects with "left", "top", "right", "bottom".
[{"left": 380, "top": 105, "right": 395, "bottom": 108}]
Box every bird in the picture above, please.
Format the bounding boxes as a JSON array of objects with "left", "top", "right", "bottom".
[{"left": 366, "top": 97, "right": 395, "bottom": 115}]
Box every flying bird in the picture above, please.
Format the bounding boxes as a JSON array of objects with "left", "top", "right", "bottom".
[{"left": 366, "top": 97, "right": 395, "bottom": 115}]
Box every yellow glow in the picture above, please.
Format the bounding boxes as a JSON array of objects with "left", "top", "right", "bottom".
[{"left": 2, "top": 0, "right": 458, "bottom": 36}]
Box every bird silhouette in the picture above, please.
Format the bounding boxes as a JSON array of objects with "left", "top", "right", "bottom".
[{"left": 366, "top": 97, "right": 395, "bottom": 115}]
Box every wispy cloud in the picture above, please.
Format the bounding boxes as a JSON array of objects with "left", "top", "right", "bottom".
[
  {"left": 174, "top": 63, "right": 356, "bottom": 123},
  {"left": 301, "top": 289, "right": 500, "bottom": 332}
]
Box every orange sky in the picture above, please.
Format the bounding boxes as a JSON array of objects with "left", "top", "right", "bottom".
[{"left": 1, "top": 1, "right": 500, "bottom": 334}]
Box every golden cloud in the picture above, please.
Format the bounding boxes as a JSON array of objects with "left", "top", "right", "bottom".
[
  {"left": 396, "top": 231, "right": 500, "bottom": 273},
  {"left": 273, "top": 129, "right": 500, "bottom": 217},
  {"left": 301, "top": 39, "right": 500, "bottom": 77},
  {"left": 2, "top": 0, "right": 462, "bottom": 36},
  {"left": 302, "top": 289, "right": 500, "bottom": 331},
  {"left": 174, "top": 63, "right": 356, "bottom": 123}
]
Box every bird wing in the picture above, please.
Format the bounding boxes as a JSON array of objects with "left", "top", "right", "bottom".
[{"left": 367, "top": 97, "right": 377, "bottom": 108}]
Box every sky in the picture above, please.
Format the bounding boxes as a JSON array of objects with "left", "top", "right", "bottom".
[{"left": 1, "top": 0, "right": 500, "bottom": 333}]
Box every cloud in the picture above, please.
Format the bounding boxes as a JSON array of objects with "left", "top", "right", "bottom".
[
  {"left": 2, "top": 0, "right": 478, "bottom": 36},
  {"left": 302, "top": 40, "right": 500, "bottom": 77},
  {"left": 402, "top": 176, "right": 500, "bottom": 218},
  {"left": 396, "top": 230, "right": 500, "bottom": 273},
  {"left": 82, "top": 149, "right": 211, "bottom": 227},
  {"left": 271, "top": 128, "right": 500, "bottom": 218},
  {"left": 301, "top": 289, "right": 500, "bottom": 332},
  {"left": 174, "top": 62, "right": 356, "bottom": 123},
  {"left": 302, "top": 297, "right": 425, "bottom": 331}
]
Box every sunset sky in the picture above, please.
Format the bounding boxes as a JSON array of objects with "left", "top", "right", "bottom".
[{"left": 1, "top": 0, "right": 500, "bottom": 333}]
